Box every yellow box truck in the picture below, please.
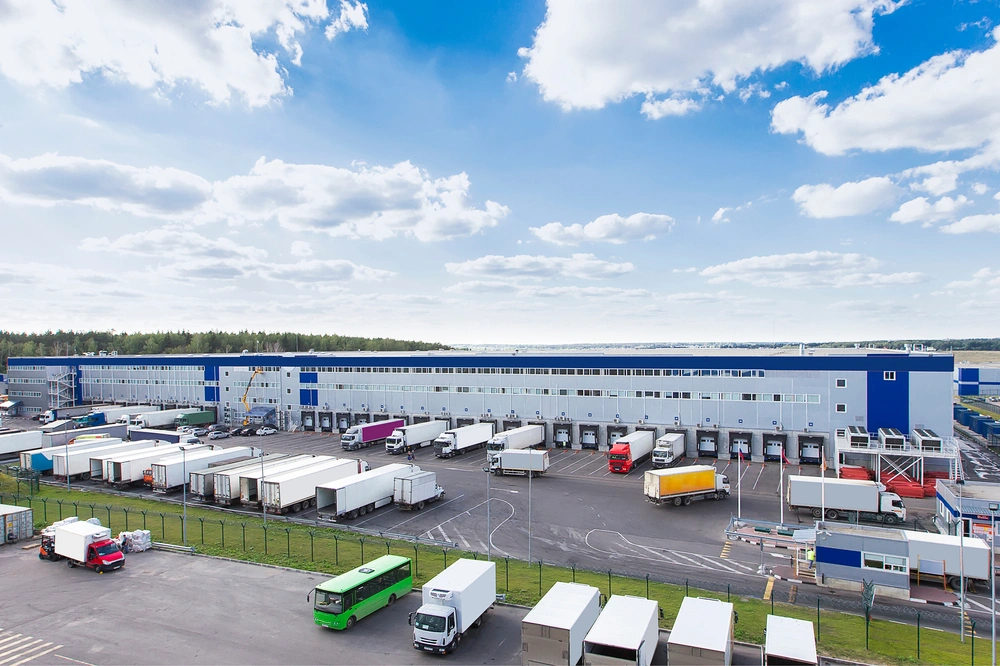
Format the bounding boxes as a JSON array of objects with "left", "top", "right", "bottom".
[{"left": 644, "top": 465, "right": 730, "bottom": 507}]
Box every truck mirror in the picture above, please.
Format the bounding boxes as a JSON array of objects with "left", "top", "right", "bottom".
[
  {"left": 306, "top": 591, "right": 311, "bottom": 602},
  {"left": 407, "top": 612, "right": 414, "bottom": 626}
]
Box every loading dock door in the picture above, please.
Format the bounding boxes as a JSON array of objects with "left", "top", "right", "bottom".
[
  {"left": 319, "top": 413, "right": 332, "bottom": 432},
  {"left": 608, "top": 426, "right": 628, "bottom": 445},
  {"left": 764, "top": 434, "right": 787, "bottom": 461},
  {"left": 799, "top": 435, "right": 823, "bottom": 464},
  {"left": 580, "top": 426, "right": 598, "bottom": 449},
  {"left": 336, "top": 414, "right": 350, "bottom": 430},
  {"left": 555, "top": 427, "right": 571, "bottom": 447},
  {"left": 698, "top": 432, "right": 718, "bottom": 457},
  {"left": 302, "top": 412, "right": 315, "bottom": 430},
  {"left": 730, "top": 438, "right": 749, "bottom": 459}
]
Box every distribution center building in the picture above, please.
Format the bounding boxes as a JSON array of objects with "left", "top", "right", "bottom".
[{"left": 7, "top": 349, "right": 953, "bottom": 462}]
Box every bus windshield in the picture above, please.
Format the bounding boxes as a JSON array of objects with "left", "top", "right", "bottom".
[
  {"left": 314, "top": 590, "right": 344, "bottom": 615},
  {"left": 413, "top": 612, "right": 446, "bottom": 632}
]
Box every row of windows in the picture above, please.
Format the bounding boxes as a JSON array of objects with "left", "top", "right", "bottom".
[
  {"left": 862, "top": 552, "right": 907, "bottom": 573},
  {"left": 834, "top": 372, "right": 895, "bottom": 389},
  {"left": 298, "top": 383, "right": 822, "bottom": 403},
  {"left": 86, "top": 365, "right": 206, "bottom": 371},
  {"left": 8, "top": 378, "right": 46, "bottom": 384},
  {"left": 299, "top": 366, "right": 767, "bottom": 378},
  {"left": 8, "top": 365, "right": 46, "bottom": 371},
  {"left": 8, "top": 391, "right": 43, "bottom": 397},
  {"left": 82, "top": 379, "right": 217, "bottom": 387}
]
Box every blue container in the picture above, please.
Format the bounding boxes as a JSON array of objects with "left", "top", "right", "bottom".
[{"left": 960, "top": 412, "right": 975, "bottom": 427}]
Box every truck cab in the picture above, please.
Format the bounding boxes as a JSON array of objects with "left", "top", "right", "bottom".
[
  {"left": 433, "top": 434, "right": 455, "bottom": 457},
  {"left": 411, "top": 603, "right": 459, "bottom": 654},
  {"left": 608, "top": 443, "right": 633, "bottom": 473},
  {"left": 340, "top": 426, "right": 362, "bottom": 450},
  {"left": 879, "top": 492, "right": 906, "bottom": 520},
  {"left": 76, "top": 539, "right": 125, "bottom": 573},
  {"left": 716, "top": 474, "right": 731, "bottom": 495},
  {"left": 385, "top": 430, "right": 406, "bottom": 454}
]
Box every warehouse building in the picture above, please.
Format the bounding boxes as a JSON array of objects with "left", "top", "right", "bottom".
[
  {"left": 954, "top": 364, "right": 1000, "bottom": 396},
  {"left": 6, "top": 349, "right": 953, "bottom": 461}
]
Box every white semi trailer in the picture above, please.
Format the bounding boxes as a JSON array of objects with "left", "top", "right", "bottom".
[
  {"left": 127, "top": 408, "right": 199, "bottom": 429},
  {"left": 189, "top": 454, "right": 288, "bottom": 501},
  {"left": 238, "top": 455, "right": 335, "bottom": 505},
  {"left": 0, "top": 430, "right": 44, "bottom": 456},
  {"left": 385, "top": 420, "right": 449, "bottom": 454},
  {"left": 213, "top": 455, "right": 311, "bottom": 505},
  {"left": 260, "top": 458, "right": 371, "bottom": 514},
  {"left": 489, "top": 449, "right": 550, "bottom": 476},
  {"left": 150, "top": 446, "right": 254, "bottom": 492},
  {"left": 434, "top": 423, "right": 494, "bottom": 458},
  {"left": 52, "top": 440, "right": 145, "bottom": 478},
  {"left": 787, "top": 476, "right": 906, "bottom": 523},
  {"left": 486, "top": 424, "right": 544, "bottom": 463},
  {"left": 316, "top": 463, "right": 418, "bottom": 521},
  {"left": 105, "top": 444, "right": 206, "bottom": 485}
]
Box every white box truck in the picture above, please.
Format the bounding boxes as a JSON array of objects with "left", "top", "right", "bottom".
[
  {"left": 651, "top": 433, "right": 685, "bottom": 469},
  {"left": 667, "top": 597, "right": 734, "bottom": 666},
  {"left": 522, "top": 582, "right": 601, "bottom": 666},
  {"left": 904, "top": 529, "right": 991, "bottom": 592},
  {"left": 490, "top": 449, "right": 550, "bottom": 477},
  {"left": 105, "top": 444, "right": 204, "bottom": 485},
  {"left": 410, "top": 559, "right": 496, "bottom": 655},
  {"left": 434, "top": 422, "right": 494, "bottom": 458},
  {"left": 151, "top": 446, "right": 254, "bottom": 492},
  {"left": 317, "top": 463, "right": 418, "bottom": 520},
  {"left": 386, "top": 420, "right": 449, "bottom": 454},
  {"left": 238, "top": 455, "right": 334, "bottom": 505},
  {"left": 260, "top": 458, "right": 371, "bottom": 514},
  {"left": 486, "top": 424, "right": 545, "bottom": 462},
  {"left": 583, "top": 595, "right": 659, "bottom": 666},
  {"left": 190, "top": 454, "right": 286, "bottom": 501},
  {"left": 787, "top": 476, "right": 906, "bottom": 523},
  {"left": 128, "top": 408, "right": 199, "bottom": 429},
  {"left": 53, "top": 521, "right": 126, "bottom": 573},
  {"left": 394, "top": 470, "right": 445, "bottom": 510}
]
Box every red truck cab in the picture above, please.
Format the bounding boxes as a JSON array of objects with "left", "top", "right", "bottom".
[
  {"left": 73, "top": 538, "right": 126, "bottom": 573},
  {"left": 608, "top": 444, "right": 633, "bottom": 473}
]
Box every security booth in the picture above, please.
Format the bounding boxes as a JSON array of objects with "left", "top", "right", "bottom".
[
  {"left": 764, "top": 615, "right": 817, "bottom": 665},
  {"left": 815, "top": 524, "right": 910, "bottom": 600},
  {"left": 935, "top": 478, "right": 1000, "bottom": 539}
]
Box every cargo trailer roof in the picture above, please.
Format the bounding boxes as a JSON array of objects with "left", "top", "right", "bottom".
[
  {"left": 765, "top": 615, "right": 817, "bottom": 664},
  {"left": 424, "top": 558, "right": 494, "bottom": 593},
  {"left": 667, "top": 597, "right": 733, "bottom": 652},
  {"left": 585, "top": 595, "right": 658, "bottom": 650},
  {"left": 647, "top": 464, "right": 715, "bottom": 477},
  {"left": 904, "top": 529, "right": 990, "bottom": 552},
  {"left": 316, "top": 463, "right": 415, "bottom": 489},
  {"left": 522, "top": 582, "right": 599, "bottom": 630}
]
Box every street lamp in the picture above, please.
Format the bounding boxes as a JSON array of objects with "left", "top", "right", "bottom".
[
  {"left": 179, "top": 445, "right": 191, "bottom": 545},
  {"left": 990, "top": 501, "right": 999, "bottom": 666},
  {"left": 65, "top": 440, "right": 70, "bottom": 492},
  {"left": 482, "top": 463, "right": 491, "bottom": 560},
  {"left": 959, "top": 476, "right": 967, "bottom": 643},
  {"left": 260, "top": 449, "right": 267, "bottom": 527}
]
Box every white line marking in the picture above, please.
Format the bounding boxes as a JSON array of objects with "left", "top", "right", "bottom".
[
  {"left": 0, "top": 639, "right": 22, "bottom": 650},
  {"left": 0, "top": 642, "right": 51, "bottom": 666},
  {"left": 52, "top": 654, "right": 93, "bottom": 666},
  {"left": 10, "top": 645, "right": 62, "bottom": 666},
  {"left": 455, "top": 531, "right": 471, "bottom": 549},
  {"left": 384, "top": 494, "right": 466, "bottom": 532},
  {"left": 0, "top": 639, "right": 40, "bottom": 661}
]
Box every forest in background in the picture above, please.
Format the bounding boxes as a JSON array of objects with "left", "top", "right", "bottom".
[{"left": 0, "top": 330, "right": 448, "bottom": 370}]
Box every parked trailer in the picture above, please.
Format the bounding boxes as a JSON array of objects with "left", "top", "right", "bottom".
[
  {"left": 386, "top": 420, "right": 449, "bottom": 454},
  {"left": 410, "top": 559, "right": 496, "bottom": 655},
  {"left": 174, "top": 410, "right": 216, "bottom": 428},
  {"left": 128, "top": 428, "right": 183, "bottom": 444},
  {"left": 489, "top": 449, "right": 549, "bottom": 476},
  {"left": 52, "top": 440, "right": 147, "bottom": 478},
  {"left": 238, "top": 456, "right": 335, "bottom": 505},
  {"left": 341, "top": 419, "right": 405, "bottom": 451},
  {"left": 1, "top": 504, "right": 33, "bottom": 544},
  {"left": 316, "top": 463, "right": 418, "bottom": 521},
  {"left": 105, "top": 444, "right": 204, "bottom": 485},
  {"left": 786, "top": 476, "right": 906, "bottom": 523},
  {"left": 486, "top": 424, "right": 545, "bottom": 462},
  {"left": 394, "top": 471, "right": 445, "bottom": 510},
  {"left": 21, "top": 436, "right": 116, "bottom": 473},
  {"left": 667, "top": 597, "right": 734, "bottom": 666},
  {"left": 434, "top": 422, "right": 494, "bottom": 458},
  {"left": 41, "top": 404, "right": 113, "bottom": 423},
  {"left": 260, "top": 458, "right": 371, "bottom": 514},
  {"left": 521, "top": 582, "right": 601, "bottom": 666},
  {"left": 129, "top": 408, "right": 199, "bottom": 429},
  {"left": 213, "top": 455, "right": 309, "bottom": 505},
  {"left": 904, "top": 530, "right": 991, "bottom": 591},
  {"left": 583, "top": 595, "right": 659, "bottom": 666},
  {"left": 0, "top": 430, "right": 43, "bottom": 457},
  {"left": 644, "top": 465, "right": 731, "bottom": 506},
  {"left": 189, "top": 454, "right": 287, "bottom": 501},
  {"left": 151, "top": 446, "right": 255, "bottom": 492},
  {"left": 651, "top": 433, "right": 685, "bottom": 469},
  {"left": 45, "top": 423, "right": 128, "bottom": 448},
  {"left": 608, "top": 430, "right": 655, "bottom": 474}
]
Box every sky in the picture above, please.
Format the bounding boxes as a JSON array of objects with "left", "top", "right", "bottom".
[{"left": 1, "top": 0, "right": 1000, "bottom": 346}]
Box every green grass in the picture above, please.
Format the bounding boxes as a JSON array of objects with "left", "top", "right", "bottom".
[{"left": 1, "top": 474, "right": 989, "bottom": 665}]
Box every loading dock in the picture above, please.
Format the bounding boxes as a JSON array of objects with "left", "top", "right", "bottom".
[
  {"left": 372, "top": 413, "right": 391, "bottom": 422},
  {"left": 391, "top": 413, "right": 408, "bottom": 424},
  {"left": 502, "top": 419, "right": 522, "bottom": 431},
  {"left": 798, "top": 435, "right": 823, "bottom": 465},
  {"left": 353, "top": 413, "right": 370, "bottom": 426},
  {"left": 554, "top": 423, "right": 573, "bottom": 448},
  {"left": 301, "top": 411, "right": 316, "bottom": 431},
  {"left": 697, "top": 429, "right": 719, "bottom": 458},
  {"left": 528, "top": 421, "right": 548, "bottom": 447},
  {"left": 764, "top": 433, "right": 787, "bottom": 462},
  {"left": 579, "top": 424, "right": 599, "bottom": 450},
  {"left": 335, "top": 412, "right": 351, "bottom": 431},
  {"left": 457, "top": 417, "right": 475, "bottom": 427},
  {"left": 607, "top": 425, "right": 629, "bottom": 447},
  {"left": 661, "top": 428, "right": 690, "bottom": 458},
  {"left": 728, "top": 431, "right": 751, "bottom": 460},
  {"left": 480, "top": 418, "right": 497, "bottom": 431},
  {"left": 318, "top": 411, "right": 333, "bottom": 432},
  {"left": 411, "top": 414, "right": 430, "bottom": 424}
]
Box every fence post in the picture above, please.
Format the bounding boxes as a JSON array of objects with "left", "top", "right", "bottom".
[
  {"left": 971, "top": 620, "right": 976, "bottom": 665},
  {"left": 384, "top": 541, "right": 390, "bottom": 556},
  {"left": 505, "top": 557, "right": 509, "bottom": 592},
  {"left": 310, "top": 531, "right": 316, "bottom": 561},
  {"left": 916, "top": 611, "right": 920, "bottom": 660},
  {"left": 728, "top": 584, "right": 731, "bottom": 603},
  {"left": 538, "top": 560, "right": 542, "bottom": 597},
  {"left": 771, "top": 593, "right": 774, "bottom": 615},
  {"left": 241, "top": 522, "right": 247, "bottom": 551},
  {"left": 220, "top": 520, "right": 226, "bottom": 549},
  {"left": 608, "top": 570, "right": 612, "bottom": 597},
  {"left": 199, "top": 517, "right": 205, "bottom": 545},
  {"left": 159, "top": 513, "right": 165, "bottom": 540},
  {"left": 333, "top": 535, "right": 339, "bottom": 565},
  {"left": 817, "top": 598, "right": 821, "bottom": 641},
  {"left": 572, "top": 564, "right": 576, "bottom": 583},
  {"left": 105, "top": 505, "right": 111, "bottom": 529},
  {"left": 444, "top": 548, "right": 448, "bottom": 569},
  {"left": 359, "top": 537, "right": 365, "bottom": 562},
  {"left": 263, "top": 525, "right": 269, "bottom": 555},
  {"left": 646, "top": 574, "right": 650, "bottom": 599},
  {"left": 685, "top": 579, "right": 689, "bottom": 596},
  {"left": 285, "top": 528, "right": 291, "bottom": 557},
  {"left": 123, "top": 507, "right": 130, "bottom": 531},
  {"left": 88, "top": 503, "right": 95, "bottom": 519},
  {"left": 413, "top": 544, "right": 418, "bottom": 576},
  {"left": 56, "top": 499, "right": 63, "bottom": 520},
  {"left": 74, "top": 501, "right": 81, "bottom": 518},
  {"left": 141, "top": 509, "right": 148, "bottom": 530}
]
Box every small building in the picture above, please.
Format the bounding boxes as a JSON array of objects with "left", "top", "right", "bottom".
[
  {"left": 815, "top": 523, "right": 910, "bottom": 600},
  {"left": 764, "top": 615, "right": 817, "bottom": 665},
  {"left": 246, "top": 405, "right": 276, "bottom": 425},
  {"left": 667, "top": 597, "right": 734, "bottom": 665},
  {"left": 1, "top": 504, "right": 33, "bottom": 544},
  {"left": 935, "top": 479, "right": 1000, "bottom": 539},
  {"left": 0, "top": 400, "right": 22, "bottom": 417}
]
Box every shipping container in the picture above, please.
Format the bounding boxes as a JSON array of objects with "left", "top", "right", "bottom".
[{"left": 0, "top": 503, "right": 33, "bottom": 544}]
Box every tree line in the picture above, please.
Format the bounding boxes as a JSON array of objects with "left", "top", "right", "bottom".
[{"left": 0, "top": 330, "right": 448, "bottom": 370}]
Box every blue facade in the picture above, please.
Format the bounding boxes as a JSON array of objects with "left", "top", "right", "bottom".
[{"left": 866, "top": 371, "right": 909, "bottom": 433}]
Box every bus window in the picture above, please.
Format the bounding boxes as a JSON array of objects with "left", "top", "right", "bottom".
[{"left": 315, "top": 591, "right": 344, "bottom": 615}]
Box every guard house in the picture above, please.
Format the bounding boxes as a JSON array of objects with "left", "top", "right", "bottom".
[
  {"left": 764, "top": 615, "right": 817, "bottom": 666},
  {"left": 815, "top": 523, "right": 910, "bottom": 600},
  {"left": 936, "top": 479, "right": 1000, "bottom": 538}
]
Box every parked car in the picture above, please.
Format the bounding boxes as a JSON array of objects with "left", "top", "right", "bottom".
[
  {"left": 178, "top": 426, "right": 195, "bottom": 434},
  {"left": 190, "top": 427, "right": 209, "bottom": 436},
  {"left": 208, "top": 424, "right": 229, "bottom": 432},
  {"left": 208, "top": 431, "right": 231, "bottom": 440},
  {"left": 237, "top": 427, "right": 258, "bottom": 436},
  {"left": 256, "top": 426, "right": 277, "bottom": 436}
]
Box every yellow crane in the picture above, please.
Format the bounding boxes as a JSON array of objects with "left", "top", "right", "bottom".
[{"left": 241, "top": 367, "right": 264, "bottom": 426}]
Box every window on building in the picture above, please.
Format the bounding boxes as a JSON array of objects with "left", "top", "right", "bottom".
[
  {"left": 835, "top": 378, "right": 847, "bottom": 388},
  {"left": 862, "top": 552, "right": 907, "bottom": 573},
  {"left": 884, "top": 371, "right": 896, "bottom": 381},
  {"left": 836, "top": 403, "right": 847, "bottom": 413}
]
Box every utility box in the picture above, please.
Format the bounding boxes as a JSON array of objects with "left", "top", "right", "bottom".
[
  {"left": 0, "top": 504, "right": 33, "bottom": 544},
  {"left": 764, "top": 615, "right": 817, "bottom": 665},
  {"left": 522, "top": 582, "right": 601, "bottom": 666}
]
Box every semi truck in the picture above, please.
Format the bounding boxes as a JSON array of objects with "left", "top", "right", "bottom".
[
  {"left": 0, "top": 429, "right": 44, "bottom": 457},
  {"left": 485, "top": 424, "right": 545, "bottom": 462},
  {"left": 150, "top": 446, "right": 254, "bottom": 493},
  {"left": 104, "top": 444, "right": 206, "bottom": 486},
  {"left": 41, "top": 404, "right": 113, "bottom": 424},
  {"left": 316, "top": 463, "right": 418, "bottom": 521},
  {"left": 608, "top": 430, "right": 655, "bottom": 473},
  {"left": 394, "top": 470, "right": 445, "bottom": 510},
  {"left": 128, "top": 408, "right": 199, "bottom": 429},
  {"left": 410, "top": 559, "right": 496, "bottom": 655},
  {"left": 644, "top": 465, "right": 731, "bottom": 506},
  {"left": 489, "top": 449, "right": 549, "bottom": 476},
  {"left": 51, "top": 521, "right": 125, "bottom": 573},
  {"left": 651, "top": 433, "right": 685, "bottom": 469},
  {"left": 434, "top": 422, "right": 494, "bottom": 458},
  {"left": 74, "top": 405, "right": 157, "bottom": 428},
  {"left": 521, "top": 582, "right": 601, "bottom": 666},
  {"left": 189, "top": 454, "right": 285, "bottom": 501},
  {"left": 260, "top": 458, "right": 371, "bottom": 514},
  {"left": 341, "top": 419, "right": 404, "bottom": 451},
  {"left": 238, "top": 455, "right": 335, "bottom": 505},
  {"left": 173, "top": 410, "right": 216, "bottom": 428},
  {"left": 385, "top": 420, "right": 449, "bottom": 454},
  {"left": 786, "top": 476, "right": 906, "bottom": 523}
]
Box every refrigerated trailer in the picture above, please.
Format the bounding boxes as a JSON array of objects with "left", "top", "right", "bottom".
[
  {"left": 20, "top": 436, "right": 115, "bottom": 473},
  {"left": 0, "top": 430, "right": 43, "bottom": 457},
  {"left": 434, "top": 422, "right": 494, "bottom": 458},
  {"left": 316, "top": 463, "right": 418, "bottom": 521},
  {"left": 341, "top": 419, "right": 405, "bottom": 451},
  {"left": 486, "top": 424, "right": 544, "bottom": 462},
  {"left": 410, "top": 559, "right": 496, "bottom": 655},
  {"left": 651, "top": 433, "right": 685, "bottom": 469},
  {"left": 52, "top": 440, "right": 147, "bottom": 478},
  {"left": 189, "top": 454, "right": 287, "bottom": 501},
  {"left": 521, "top": 582, "right": 601, "bottom": 666},
  {"left": 489, "top": 449, "right": 549, "bottom": 476},
  {"left": 608, "top": 430, "right": 655, "bottom": 473},
  {"left": 260, "top": 458, "right": 371, "bottom": 514},
  {"left": 105, "top": 444, "right": 206, "bottom": 485},
  {"left": 213, "top": 455, "right": 310, "bottom": 505},
  {"left": 151, "top": 446, "right": 254, "bottom": 492},
  {"left": 583, "top": 595, "right": 659, "bottom": 666},
  {"left": 394, "top": 471, "right": 444, "bottom": 510},
  {"left": 45, "top": 423, "right": 128, "bottom": 448},
  {"left": 385, "top": 420, "right": 449, "bottom": 454},
  {"left": 128, "top": 408, "right": 199, "bottom": 429},
  {"left": 238, "top": 455, "right": 335, "bottom": 505},
  {"left": 786, "top": 476, "right": 906, "bottom": 523}
]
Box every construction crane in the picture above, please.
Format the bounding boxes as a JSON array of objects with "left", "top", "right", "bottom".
[{"left": 241, "top": 367, "right": 264, "bottom": 426}]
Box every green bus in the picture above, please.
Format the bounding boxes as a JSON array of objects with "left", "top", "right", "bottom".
[{"left": 312, "top": 555, "right": 413, "bottom": 630}]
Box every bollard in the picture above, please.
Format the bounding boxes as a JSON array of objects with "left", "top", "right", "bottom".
[
  {"left": 310, "top": 531, "right": 316, "bottom": 561},
  {"left": 359, "top": 537, "right": 365, "bottom": 562},
  {"left": 220, "top": 520, "right": 226, "bottom": 549},
  {"left": 199, "top": 517, "right": 205, "bottom": 545},
  {"left": 241, "top": 522, "right": 247, "bottom": 551}
]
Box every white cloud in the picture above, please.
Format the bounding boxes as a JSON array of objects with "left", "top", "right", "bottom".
[
  {"left": 80, "top": 227, "right": 266, "bottom": 261},
  {"left": 792, "top": 177, "right": 898, "bottom": 218},
  {"left": 259, "top": 259, "right": 392, "bottom": 284},
  {"left": 672, "top": 267, "right": 697, "bottom": 274},
  {"left": 946, "top": 268, "right": 1000, "bottom": 290},
  {"left": 940, "top": 214, "right": 1000, "bottom": 234},
  {"left": 889, "top": 195, "right": 971, "bottom": 225},
  {"left": 445, "top": 253, "right": 633, "bottom": 280},
  {"left": 290, "top": 240, "right": 313, "bottom": 257},
  {"left": 529, "top": 212, "right": 674, "bottom": 245},
  {"left": 774, "top": 81, "right": 788, "bottom": 91},
  {"left": 772, "top": 28, "right": 1000, "bottom": 155},
  {"left": 711, "top": 200, "right": 753, "bottom": 223},
  {"left": 506, "top": 71, "right": 518, "bottom": 83},
  {"left": 738, "top": 83, "right": 771, "bottom": 102},
  {"left": 898, "top": 148, "right": 1000, "bottom": 195},
  {"left": 971, "top": 182, "right": 989, "bottom": 195},
  {"left": 640, "top": 96, "right": 701, "bottom": 120},
  {"left": 0, "top": 1, "right": 368, "bottom": 107},
  {"left": 325, "top": 1, "right": 368, "bottom": 40},
  {"left": 518, "top": 1, "right": 895, "bottom": 115},
  {"left": 445, "top": 281, "right": 649, "bottom": 300},
  {"left": 0, "top": 152, "right": 508, "bottom": 242},
  {"left": 700, "top": 251, "right": 924, "bottom": 288},
  {"left": 665, "top": 291, "right": 731, "bottom": 304}
]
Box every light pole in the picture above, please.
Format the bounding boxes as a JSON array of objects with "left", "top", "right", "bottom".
[
  {"left": 528, "top": 455, "right": 533, "bottom": 564},
  {"left": 65, "top": 441, "right": 70, "bottom": 492},
  {"left": 260, "top": 449, "right": 267, "bottom": 527},
  {"left": 180, "top": 446, "right": 189, "bottom": 545},
  {"left": 989, "top": 501, "right": 998, "bottom": 666},
  {"left": 960, "top": 476, "right": 966, "bottom": 643},
  {"left": 482, "top": 463, "right": 492, "bottom": 560}
]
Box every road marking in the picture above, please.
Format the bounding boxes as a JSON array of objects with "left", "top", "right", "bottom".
[
  {"left": 2, "top": 642, "right": 58, "bottom": 666},
  {"left": 384, "top": 494, "right": 467, "bottom": 532},
  {"left": 455, "top": 531, "right": 471, "bottom": 549},
  {"left": 752, "top": 465, "right": 766, "bottom": 490},
  {"left": 0, "top": 639, "right": 37, "bottom": 660},
  {"left": 53, "top": 655, "right": 97, "bottom": 666},
  {"left": 763, "top": 576, "right": 774, "bottom": 601},
  {"left": 720, "top": 542, "right": 733, "bottom": 559},
  {"left": 689, "top": 553, "right": 746, "bottom": 574}
]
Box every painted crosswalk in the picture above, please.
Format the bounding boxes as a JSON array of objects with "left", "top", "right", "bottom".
[{"left": 0, "top": 630, "right": 63, "bottom": 666}]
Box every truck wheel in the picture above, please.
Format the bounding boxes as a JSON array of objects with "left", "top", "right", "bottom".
[
  {"left": 474, "top": 615, "right": 483, "bottom": 628},
  {"left": 359, "top": 505, "right": 368, "bottom": 516},
  {"left": 367, "top": 503, "right": 376, "bottom": 513},
  {"left": 683, "top": 497, "right": 693, "bottom": 506},
  {"left": 348, "top": 510, "right": 359, "bottom": 520},
  {"left": 811, "top": 508, "right": 822, "bottom": 518},
  {"left": 346, "top": 616, "right": 356, "bottom": 630},
  {"left": 67, "top": 560, "right": 75, "bottom": 568},
  {"left": 672, "top": 498, "right": 683, "bottom": 507},
  {"left": 417, "top": 501, "right": 425, "bottom": 510},
  {"left": 825, "top": 509, "right": 839, "bottom": 520},
  {"left": 387, "top": 594, "right": 396, "bottom": 606},
  {"left": 883, "top": 514, "right": 898, "bottom": 524},
  {"left": 310, "top": 498, "right": 316, "bottom": 507}
]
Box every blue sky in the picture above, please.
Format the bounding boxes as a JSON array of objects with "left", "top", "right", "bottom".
[{"left": 1, "top": 0, "right": 999, "bottom": 345}]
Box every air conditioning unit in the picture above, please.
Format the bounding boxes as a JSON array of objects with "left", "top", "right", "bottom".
[
  {"left": 803, "top": 427, "right": 809, "bottom": 433},
  {"left": 613, "top": 418, "right": 620, "bottom": 424},
  {"left": 775, "top": 424, "right": 783, "bottom": 431},
  {"left": 638, "top": 419, "right": 645, "bottom": 425}
]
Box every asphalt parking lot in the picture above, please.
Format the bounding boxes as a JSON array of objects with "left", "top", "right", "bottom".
[{"left": 0, "top": 546, "right": 524, "bottom": 666}]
